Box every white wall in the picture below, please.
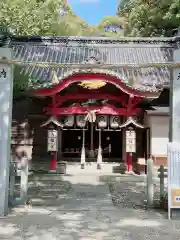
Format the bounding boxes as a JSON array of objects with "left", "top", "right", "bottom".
[{"left": 149, "top": 115, "right": 169, "bottom": 155}]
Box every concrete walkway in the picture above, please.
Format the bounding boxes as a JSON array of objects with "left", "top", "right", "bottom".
[{"left": 1, "top": 172, "right": 180, "bottom": 239}]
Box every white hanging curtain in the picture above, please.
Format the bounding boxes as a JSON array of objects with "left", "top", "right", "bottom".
[
  {"left": 98, "top": 115, "right": 108, "bottom": 128},
  {"left": 63, "top": 115, "right": 74, "bottom": 127},
  {"left": 85, "top": 110, "right": 97, "bottom": 123},
  {"left": 110, "top": 116, "right": 121, "bottom": 129},
  {"left": 76, "top": 115, "right": 86, "bottom": 128}
]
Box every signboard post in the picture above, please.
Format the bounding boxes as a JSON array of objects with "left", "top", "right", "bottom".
[
  {"left": 126, "top": 129, "right": 136, "bottom": 153},
  {"left": 167, "top": 142, "right": 180, "bottom": 219},
  {"left": 126, "top": 128, "right": 136, "bottom": 172},
  {"left": 47, "top": 129, "right": 58, "bottom": 172},
  {"left": 47, "top": 129, "right": 58, "bottom": 152}
]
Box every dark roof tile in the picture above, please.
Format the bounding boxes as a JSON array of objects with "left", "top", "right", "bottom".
[{"left": 12, "top": 42, "right": 172, "bottom": 90}]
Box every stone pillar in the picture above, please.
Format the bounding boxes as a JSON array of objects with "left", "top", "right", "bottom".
[
  {"left": 169, "top": 42, "right": 180, "bottom": 143},
  {"left": 20, "top": 156, "right": 28, "bottom": 204},
  {"left": 48, "top": 126, "right": 58, "bottom": 173},
  {"left": 80, "top": 128, "right": 86, "bottom": 168},
  {"left": 97, "top": 130, "right": 102, "bottom": 169},
  {"left": 0, "top": 48, "right": 13, "bottom": 216}
]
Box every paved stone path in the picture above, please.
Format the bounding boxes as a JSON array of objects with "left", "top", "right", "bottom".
[{"left": 1, "top": 172, "right": 180, "bottom": 239}]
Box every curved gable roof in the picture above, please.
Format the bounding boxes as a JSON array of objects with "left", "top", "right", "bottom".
[{"left": 10, "top": 36, "right": 173, "bottom": 91}]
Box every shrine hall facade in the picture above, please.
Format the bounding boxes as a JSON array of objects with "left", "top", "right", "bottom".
[{"left": 9, "top": 36, "right": 173, "bottom": 172}]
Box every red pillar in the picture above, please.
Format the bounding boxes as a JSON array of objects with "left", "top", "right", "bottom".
[
  {"left": 126, "top": 152, "right": 133, "bottom": 172},
  {"left": 49, "top": 152, "right": 57, "bottom": 172}
]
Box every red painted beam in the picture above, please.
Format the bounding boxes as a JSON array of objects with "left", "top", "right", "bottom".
[
  {"left": 126, "top": 95, "right": 145, "bottom": 117},
  {"left": 31, "top": 73, "right": 159, "bottom": 98},
  {"left": 43, "top": 104, "right": 142, "bottom": 116},
  {"left": 55, "top": 93, "right": 130, "bottom": 107}
]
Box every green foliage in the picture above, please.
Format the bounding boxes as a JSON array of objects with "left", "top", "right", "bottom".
[
  {"left": 92, "top": 16, "right": 127, "bottom": 37},
  {"left": 0, "top": 0, "right": 92, "bottom": 98},
  {"left": 4, "top": 0, "right": 180, "bottom": 99},
  {"left": 0, "top": 0, "right": 90, "bottom": 36},
  {"left": 13, "top": 66, "right": 32, "bottom": 99},
  {"left": 117, "top": 0, "right": 180, "bottom": 37}
]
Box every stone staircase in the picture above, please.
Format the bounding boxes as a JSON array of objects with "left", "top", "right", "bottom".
[{"left": 30, "top": 161, "right": 125, "bottom": 176}]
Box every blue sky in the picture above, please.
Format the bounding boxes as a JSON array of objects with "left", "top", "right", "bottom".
[{"left": 69, "top": 0, "right": 118, "bottom": 25}]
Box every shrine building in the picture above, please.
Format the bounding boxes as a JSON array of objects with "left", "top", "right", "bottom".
[{"left": 10, "top": 36, "right": 172, "bottom": 172}]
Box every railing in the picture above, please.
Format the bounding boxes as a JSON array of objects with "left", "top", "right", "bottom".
[{"left": 62, "top": 147, "right": 110, "bottom": 155}]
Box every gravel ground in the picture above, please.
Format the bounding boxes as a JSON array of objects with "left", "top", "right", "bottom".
[
  {"left": 1, "top": 173, "right": 180, "bottom": 240},
  {"left": 108, "top": 176, "right": 168, "bottom": 209}
]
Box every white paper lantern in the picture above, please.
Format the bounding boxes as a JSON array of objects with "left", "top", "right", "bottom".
[
  {"left": 63, "top": 115, "right": 74, "bottom": 127},
  {"left": 76, "top": 115, "right": 86, "bottom": 128},
  {"left": 98, "top": 115, "right": 108, "bottom": 128},
  {"left": 110, "top": 116, "right": 121, "bottom": 129}
]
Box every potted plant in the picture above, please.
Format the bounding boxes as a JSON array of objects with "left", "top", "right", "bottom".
[
  {"left": 159, "top": 192, "right": 168, "bottom": 210},
  {"left": 163, "top": 192, "right": 168, "bottom": 210}
]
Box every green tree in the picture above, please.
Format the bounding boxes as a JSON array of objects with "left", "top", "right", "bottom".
[
  {"left": 93, "top": 16, "right": 127, "bottom": 37},
  {"left": 0, "top": 0, "right": 90, "bottom": 36},
  {"left": 117, "top": 0, "right": 180, "bottom": 37},
  {"left": 0, "top": 0, "right": 92, "bottom": 98}
]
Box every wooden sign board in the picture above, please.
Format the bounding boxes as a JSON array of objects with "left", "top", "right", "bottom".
[
  {"left": 171, "top": 189, "right": 180, "bottom": 207},
  {"left": 47, "top": 129, "right": 58, "bottom": 152},
  {"left": 126, "top": 130, "right": 136, "bottom": 152},
  {"left": 167, "top": 142, "right": 180, "bottom": 219}
]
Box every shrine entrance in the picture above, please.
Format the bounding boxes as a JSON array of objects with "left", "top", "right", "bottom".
[
  {"left": 61, "top": 121, "right": 123, "bottom": 162},
  {"left": 34, "top": 70, "right": 161, "bottom": 171}
]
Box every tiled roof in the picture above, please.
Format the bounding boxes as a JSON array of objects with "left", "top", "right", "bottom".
[
  {"left": 11, "top": 36, "right": 173, "bottom": 91},
  {"left": 146, "top": 106, "right": 169, "bottom": 115}
]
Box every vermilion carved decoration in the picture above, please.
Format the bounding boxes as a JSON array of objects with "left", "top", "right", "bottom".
[
  {"left": 56, "top": 93, "right": 128, "bottom": 106},
  {"left": 36, "top": 73, "right": 149, "bottom": 118},
  {"left": 55, "top": 92, "right": 143, "bottom": 107},
  {"left": 43, "top": 103, "right": 142, "bottom": 116},
  {"left": 44, "top": 92, "right": 144, "bottom": 117}
]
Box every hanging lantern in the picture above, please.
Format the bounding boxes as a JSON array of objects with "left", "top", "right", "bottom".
[
  {"left": 76, "top": 115, "right": 86, "bottom": 128},
  {"left": 110, "top": 116, "right": 121, "bottom": 129},
  {"left": 63, "top": 115, "right": 74, "bottom": 127},
  {"left": 97, "top": 115, "right": 108, "bottom": 129}
]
